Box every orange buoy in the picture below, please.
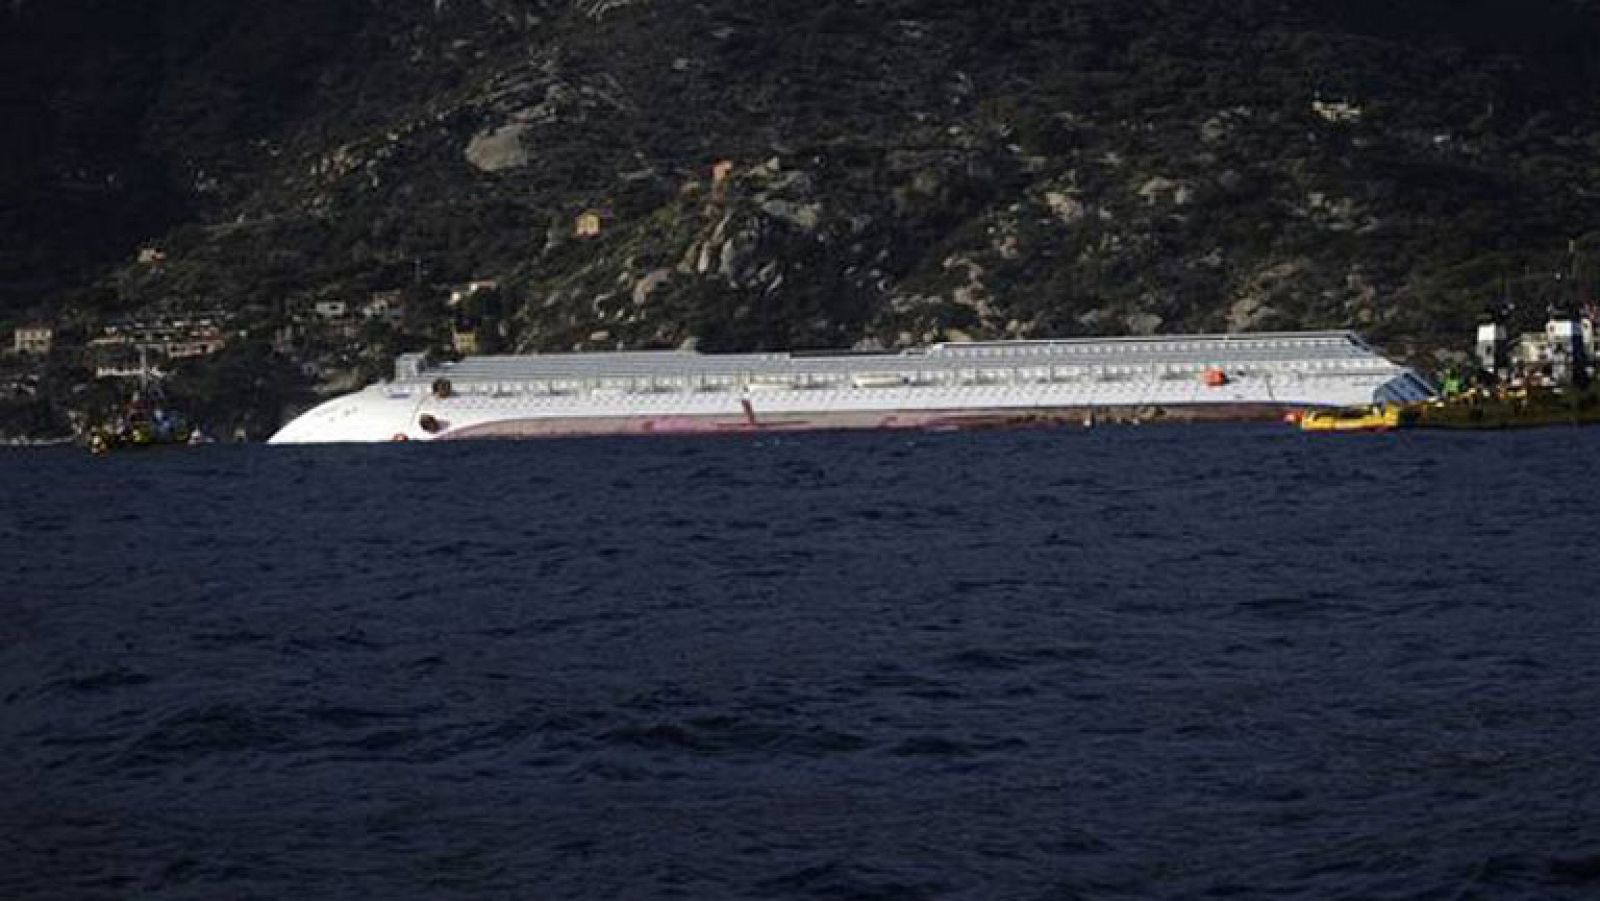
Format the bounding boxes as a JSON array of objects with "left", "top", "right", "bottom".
[
  {"left": 1203, "top": 368, "right": 1228, "bottom": 387},
  {"left": 392, "top": 433, "right": 409, "bottom": 442}
]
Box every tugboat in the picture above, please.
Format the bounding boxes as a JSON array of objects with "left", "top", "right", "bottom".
[
  {"left": 1413, "top": 304, "right": 1600, "bottom": 430},
  {"left": 87, "top": 394, "right": 194, "bottom": 454},
  {"left": 86, "top": 347, "right": 196, "bottom": 454},
  {"left": 1298, "top": 303, "right": 1600, "bottom": 432}
]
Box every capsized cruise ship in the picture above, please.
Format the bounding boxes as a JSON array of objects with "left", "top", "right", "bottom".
[{"left": 268, "top": 331, "right": 1435, "bottom": 443}]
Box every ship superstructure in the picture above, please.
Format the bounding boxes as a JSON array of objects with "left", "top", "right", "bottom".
[{"left": 268, "top": 331, "right": 1434, "bottom": 443}]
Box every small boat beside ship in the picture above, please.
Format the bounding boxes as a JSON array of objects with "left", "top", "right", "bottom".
[
  {"left": 1297, "top": 405, "right": 1407, "bottom": 432},
  {"left": 85, "top": 348, "right": 199, "bottom": 454},
  {"left": 87, "top": 389, "right": 197, "bottom": 454}
]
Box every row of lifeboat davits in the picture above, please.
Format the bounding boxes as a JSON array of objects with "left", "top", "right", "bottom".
[{"left": 415, "top": 368, "right": 1237, "bottom": 400}]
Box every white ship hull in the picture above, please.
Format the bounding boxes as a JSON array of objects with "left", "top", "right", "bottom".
[{"left": 269, "top": 331, "right": 1434, "bottom": 444}]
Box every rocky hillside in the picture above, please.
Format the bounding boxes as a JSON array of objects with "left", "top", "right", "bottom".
[{"left": 4, "top": 0, "right": 1600, "bottom": 433}]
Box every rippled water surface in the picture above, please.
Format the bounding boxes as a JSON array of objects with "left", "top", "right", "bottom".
[{"left": 4, "top": 426, "right": 1600, "bottom": 900}]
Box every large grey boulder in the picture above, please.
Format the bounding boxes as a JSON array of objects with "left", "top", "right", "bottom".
[{"left": 465, "top": 123, "right": 532, "bottom": 172}]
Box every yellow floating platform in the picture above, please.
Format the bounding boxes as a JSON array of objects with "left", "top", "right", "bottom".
[{"left": 1298, "top": 405, "right": 1407, "bottom": 432}]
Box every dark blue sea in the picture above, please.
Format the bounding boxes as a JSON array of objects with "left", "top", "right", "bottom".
[{"left": 4, "top": 425, "right": 1600, "bottom": 900}]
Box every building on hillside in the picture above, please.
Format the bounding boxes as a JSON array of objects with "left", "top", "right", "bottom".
[
  {"left": 1312, "top": 99, "right": 1363, "bottom": 124},
  {"left": 574, "top": 209, "right": 609, "bottom": 238},
  {"left": 314, "top": 300, "right": 350, "bottom": 320},
  {"left": 166, "top": 324, "right": 227, "bottom": 359},
  {"left": 447, "top": 280, "right": 499, "bottom": 307},
  {"left": 12, "top": 325, "right": 53, "bottom": 355},
  {"left": 88, "top": 316, "right": 227, "bottom": 369},
  {"left": 95, "top": 359, "right": 168, "bottom": 380},
  {"left": 362, "top": 290, "right": 406, "bottom": 325}
]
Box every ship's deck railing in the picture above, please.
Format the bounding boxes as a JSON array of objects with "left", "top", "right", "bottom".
[
  {"left": 394, "top": 356, "right": 1405, "bottom": 400},
  {"left": 429, "top": 340, "right": 1390, "bottom": 385},
  {"left": 419, "top": 372, "right": 1417, "bottom": 414}
]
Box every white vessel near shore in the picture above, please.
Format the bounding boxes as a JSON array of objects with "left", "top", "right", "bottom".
[{"left": 267, "top": 331, "right": 1435, "bottom": 443}]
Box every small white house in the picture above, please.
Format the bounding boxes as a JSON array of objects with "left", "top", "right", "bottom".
[
  {"left": 12, "top": 325, "right": 53, "bottom": 355},
  {"left": 1312, "top": 99, "right": 1364, "bottom": 124},
  {"left": 314, "top": 300, "right": 349, "bottom": 320}
]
